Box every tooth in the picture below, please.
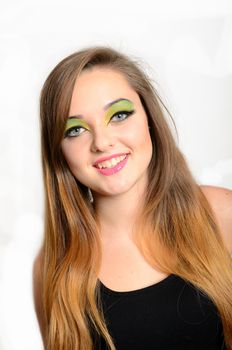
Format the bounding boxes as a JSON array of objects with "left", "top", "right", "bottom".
[{"left": 97, "top": 155, "right": 128, "bottom": 169}]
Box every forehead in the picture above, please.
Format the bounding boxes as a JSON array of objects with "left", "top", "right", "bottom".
[{"left": 69, "top": 67, "right": 139, "bottom": 116}]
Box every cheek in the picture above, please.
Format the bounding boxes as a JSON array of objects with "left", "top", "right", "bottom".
[
  {"left": 61, "top": 142, "right": 84, "bottom": 171},
  {"left": 122, "top": 121, "right": 152, "bottom": 152}
]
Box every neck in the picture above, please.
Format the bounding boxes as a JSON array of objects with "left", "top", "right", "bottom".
[{"left": 93, "top": 178, "right": 147, "bottom": 242}]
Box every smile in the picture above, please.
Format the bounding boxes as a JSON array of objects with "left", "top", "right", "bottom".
[
  {"left": 96, "top": 155, "right": 127, "bottom": 169},
  {"left": 94, "top": 154, "right": 129, "bottom": 176}
]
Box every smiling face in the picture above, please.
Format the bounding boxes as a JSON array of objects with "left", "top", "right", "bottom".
[{"left": 61, "top": 67, "right": 153, "bottom": 198}]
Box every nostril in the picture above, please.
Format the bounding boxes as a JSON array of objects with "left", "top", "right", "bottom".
[{"left": 91, "top": 135, "right": 116, "bottom": 153}]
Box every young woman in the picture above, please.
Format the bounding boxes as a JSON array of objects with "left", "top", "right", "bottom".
[{"left": 33, "top": 46, "right": 232, "bottom": 350}]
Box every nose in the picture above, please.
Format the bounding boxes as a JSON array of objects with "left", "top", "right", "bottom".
[{"left": 90, "top": 126, "right": 115, "bottom": 153}]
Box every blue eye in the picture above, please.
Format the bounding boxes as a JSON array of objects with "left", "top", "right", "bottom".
[
  {"left": 110, "top": 110, "right": 135, "bottom": 122},
  {"left": 64, "top": 126, "right": 86, "bottom": 138}
]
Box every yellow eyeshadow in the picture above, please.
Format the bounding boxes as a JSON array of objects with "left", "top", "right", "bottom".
[
  {"left": 65, "top": 118, "right": 91, "bottom": 132},
  {"left": 104, "top": 100, "right": 134, "bottom": 125}
]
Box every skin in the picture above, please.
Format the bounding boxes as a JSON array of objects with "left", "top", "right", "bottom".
[
  {"left": 60, "top": 67, "right": 232, "bottom": 289},
  {"left": 200, "top": 185, "right": 232, "bottom": 253},
  {"left": 61, "top": 68, "right": 153, "bottom": 235},
  {"left": 61, "top": 67, "right": 168, "bottom": 290},
  {"left": 64, "top": 118, "right": 91, "bottom": 136},
  {"left": 33, "top": 185, "right": 232, "bottom": 345},
  {"left": 65, "top": 98, "right": 135, "bottom": 137},
  {"left": 33, "top": 68, "right": 232, "bottom": 341}
]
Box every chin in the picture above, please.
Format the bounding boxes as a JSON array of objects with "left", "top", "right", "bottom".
[{"left": 94, "top": 178, "right": 138, "bottom": 197}]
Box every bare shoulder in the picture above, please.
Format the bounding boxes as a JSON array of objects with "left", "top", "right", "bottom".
[
  {"left": 33, "top": 248, "right": 46, "bottom": 345},
  {"left": 200, "top": 185, "right": 232, "bottom": 253}
]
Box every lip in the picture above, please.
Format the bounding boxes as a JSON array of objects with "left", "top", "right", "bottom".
[
  {"left": 94, "top": 154, "right": 129, "bottom": 176},
  {"left": 93, "top": 152, "right": 130, "bottom": 167}
]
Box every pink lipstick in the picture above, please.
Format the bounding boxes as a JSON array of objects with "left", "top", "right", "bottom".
[
  {"left": 94, "top": 154, "right": 129, "bottom": 176},
  {"left": 93, "top": 153, "right": 129, "bottom": 167}
]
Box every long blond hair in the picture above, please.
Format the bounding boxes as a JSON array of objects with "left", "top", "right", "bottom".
[{"left": 39, "top": 46, "right": 232, "bottom": 350}]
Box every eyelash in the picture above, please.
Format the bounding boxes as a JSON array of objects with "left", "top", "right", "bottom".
[
  {"left": 110, "top": 110, "right": 135, "bottom": 122},
  {"left": 64, "top": 110, "right": 135, "bottom": 138},
  {"left": 64, "top": 126, "right": 86, "bottom": 138}
]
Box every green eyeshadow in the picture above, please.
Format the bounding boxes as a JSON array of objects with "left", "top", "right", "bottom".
[
  {"left": 64, "top": 118, "right": 91, "bottom": 133},
  {"left": 64, "top": 99, "right": 134, "bottom": 136},
  {"left": 104, "top": 100, "right": 134, "bottom": 125}
]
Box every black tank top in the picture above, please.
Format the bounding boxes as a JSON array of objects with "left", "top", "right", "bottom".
[{"left": 94, "top": 274, "right": 227, "bottom": 349}]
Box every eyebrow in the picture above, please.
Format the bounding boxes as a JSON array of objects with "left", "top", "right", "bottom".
[{"left": 68, "top": 98, "right": 132, "bottom": 119}]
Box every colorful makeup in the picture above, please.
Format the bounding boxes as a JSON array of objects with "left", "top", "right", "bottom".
[
  {"left": 64, "top": 118, "right": 90, "bottom": 138},
  {"left": 64, "top": 98, "right": 135, "bottom": 138},
  {"left": 104, "top": 99, "right": 135, "bottom": 125}
]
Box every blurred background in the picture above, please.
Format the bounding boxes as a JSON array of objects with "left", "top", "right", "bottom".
[{"left": 0, "top": 0, "right": 231, "bottom": 349}]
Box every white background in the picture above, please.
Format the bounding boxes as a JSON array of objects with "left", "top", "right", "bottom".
[{"left": 0, "top": 0, "right": 232, "bottom": 349}]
